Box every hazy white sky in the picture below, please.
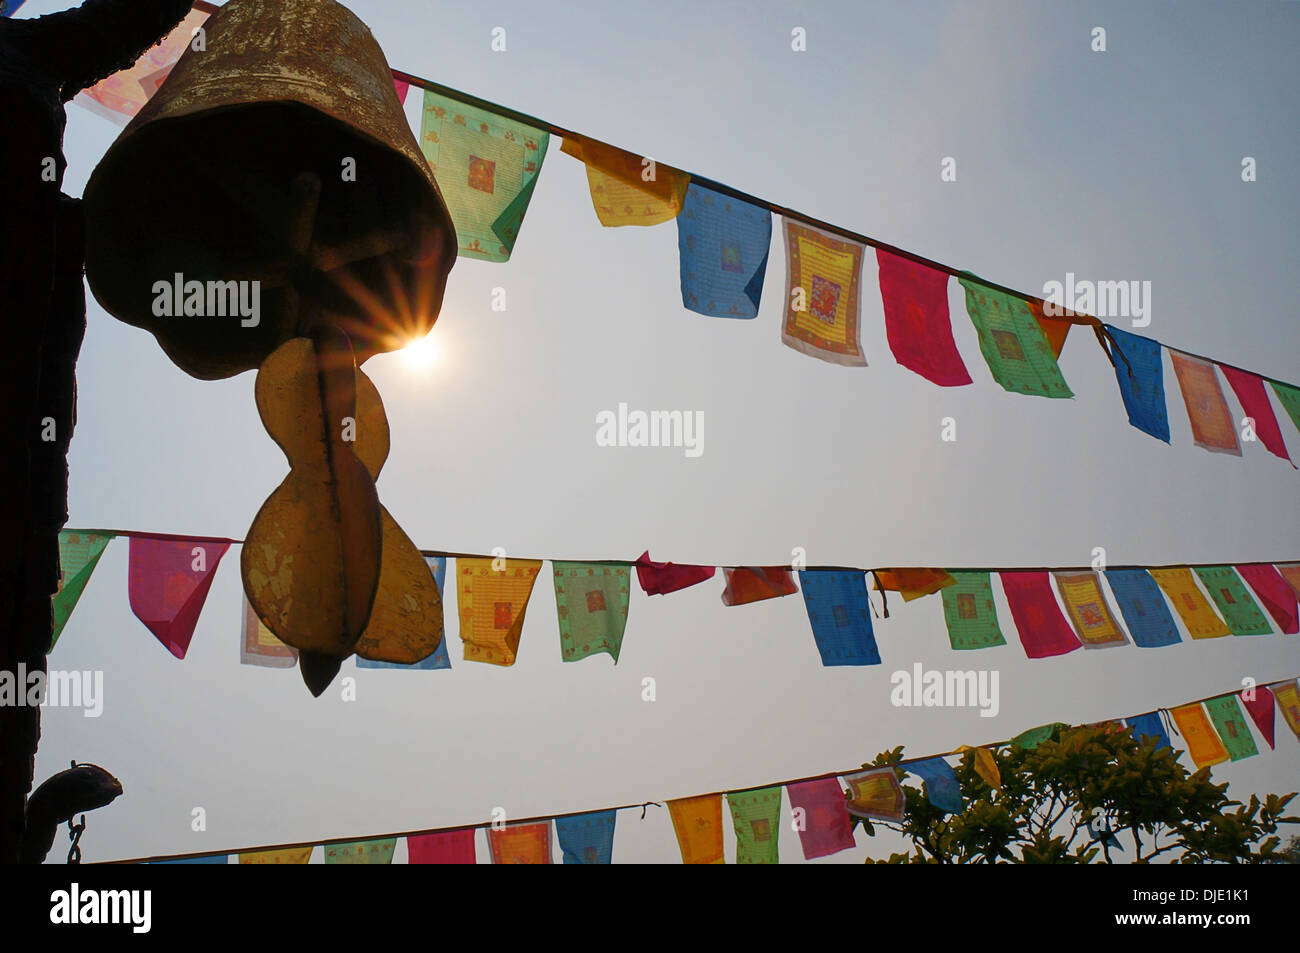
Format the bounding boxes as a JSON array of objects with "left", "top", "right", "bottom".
[{"left": 24, "top": 0, "right": 1300, "bottom": 863}]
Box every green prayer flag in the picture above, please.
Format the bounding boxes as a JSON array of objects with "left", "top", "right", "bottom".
[
  {"left": 1012, "top": 723, "right": 1060, "bottom": 750},
  {"left": 1204, "top": 696, "right": 1259, "bottom": 761},
  {"left": 1193, "top": 566, "right": 1273, "bottom": 635},
  {"left": 552, "top": 561, "right": 631, "bottom": 662},
  {"left": 419, "top": 91, "right": 549, "bottom": 262},
  {"left": 1270, "top": 381, "right": 1300, "bottom": 433},
  {"left": 727, "top": 787, "right": 781, "bottom": 864},
  {"left": 958, "top": 276, "right": 1073, "bottom": 398},
  {"left": 323, "top": 838, "right": 396, "bottom": 864},
  {"left": 940, "top": 572, "right": 1007, "bottom": 650},
  {"left": 51, "top": 530, "right": 115, "bottom": 650}
]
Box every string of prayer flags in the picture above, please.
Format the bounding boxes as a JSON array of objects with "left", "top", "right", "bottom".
[
  {"left": 940, "top": 572, "right": 1007, "bottom": 650},
  {"left": 875, "top": 248, "right": 970, "bottom": 386},
  {"left": 957, "top": 745, "right": 1002, "bottom": 790},
  {"left": 76, "top": 7, "right": 208, "bottom": 123},
  {"left": 633, "top": 551, "right": 715, "bottom": 596},
  {"left": 1000, "top": 571, "right": 1082, "bottom": 658},
  {"left": 418, "top": 91, "right": 549, "bottom": 261},
  {"left": 1169, "top": 352, "right": 1241, "bottom": 456},
  {"left": 241, "top": 594, "right": 297, "bottom": 668},
  {"left": 1220, "top": 366, "right": 1294, "bottom": 465},
  {"left": 843, "top": 768, "right": 906, "bottom": 821},
  {"left": 407, "top": 828, "right": 477, "bottom": 864},
  {"left": 555, "top": 810, "right": 616, "bottom": 864},
  {"left": 358, "top": 557, "right": 451, "bottom": 669},
  {"left": 50, "top": 530, "right": 114, "bottom": 650},
  {"left": 1270, "top": 382, "right": 1300, "bottom": 435},
  {"left": 727, "top": 787, "right": 782, "bottom": 864},
  {"left": 488, "top": 822, "right": 552, "bottom": 864},
  {"left": 797, "top": 570, "right": 881, "bottom": 666},
  {"left": 1204, "top": 696, "right": 1259, "bottom": 761},
  {"left": 239, "top": 847, "right": 312, "bottom": 864},
  {"left": 1148, "top": 568, "right": 1231, "bottom": 639},
  {"left": 667, "top": 794, "right": 724, "bottom": 864},
  {"left": 1234, "top": 564, "right": 1299, "bottom": 634},
  {"left": 1104, "top": 325, "right": 1171, "bottom": 442},
  {"left": 677, "top": 183, "right": 771, "bottom": 318},
  {"left": 906, "top": 757, "right": 962, "bottom": 813},
  {"left": 1103, "top": 569, "right": 1182, "bottom": 648},
  {"left": 456, "top": 557, "right": 542, "bottom": 666},
  {"left": 785, "top": 778, "right": 855, "bottom": 859},
  {"left": 1011, "top": 723, "right": 1060, "bottom": 750},
  {"left": 1053, "top": 571, "right": 1130, "bottom": 649},
  {"left": 1169, "top": 703, "right": 1229, "bottom": 769},
  {"left": 551, "top": 561, "right": 631, "bottom": 663},
  {"left": 1192, "top": 566, "right": 1273, "bottom": 636},
  {"left": 1240, "top": 687, "right": 1276, "bottom": 749},
  {"left": 721, "top": 566, "right": 797, "bottom": 606},
  {"left": 1273, "top": 680, "right": 1300, "bottom": 741},
  {"left": 1125, "top": 712, "right": 1172, "bottom": 751},
  {"left": 780, "top": 219, "right": 868, "bottom": 366},
  {"left": 324, "top": 838, "right": 396, "bottom": 864},
  {"left": 560, "top": 134, "right": 689, "bottom": 227},
  {"left": 873, "top": 568, "right": 957, "bottom": 602},
  {"left": 128, "top": 536, "right": 230, "bottom": 659},
  {"left": 957, "top": 276, "right": 1072, "bottom": 398}
]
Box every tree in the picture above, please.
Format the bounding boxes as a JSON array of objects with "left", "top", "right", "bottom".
[{"left": 852, "top": 724, "right": 1298, "bottom": 863}]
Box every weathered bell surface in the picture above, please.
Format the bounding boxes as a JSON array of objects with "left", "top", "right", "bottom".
[{"left": 83, "top": 0, "right": 456, "bottom": 380}]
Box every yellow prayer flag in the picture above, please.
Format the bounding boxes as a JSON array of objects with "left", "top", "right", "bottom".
[
  {"left": 1053, "top": 571, "right": 1130, "bottom": 648},
  {"left": 843, "top": 768, "right": 905, "bottom": 821},
  {"left": 1170, "top": 703, "right": 1229, "bottom": 769},
  {"left": 957, "top": 745, "right": 1001, "bottom": 789},
  {"left": 456, "top": 557, "right": 543, "bottom": 666},
  {"left": 781, "top": 218, "right": 868, "bottom": 365},
  {"left": 1273, "top": 680, "right": 1300, "bottom": 741},
  {"left": 1148, "top": 568, "right": 1231, "bottom": 639},
  {"left": 667, "top": 794, "right": 725, "bottom": 864},
  {"left": 239, "top": 847, "right": 312, "bottom": 864},
  {"left": 561, "top": 134, "right": 689, "bottom": 227}
]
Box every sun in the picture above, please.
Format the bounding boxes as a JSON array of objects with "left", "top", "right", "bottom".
[{"left": 399, "top": 333, "right": 439, "bottom": 369}]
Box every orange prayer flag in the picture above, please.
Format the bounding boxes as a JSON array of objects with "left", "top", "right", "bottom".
[
  {"left": 667, "top": 794, "right": 725, "bottom": 864},
  {"left": 456, "top": 557, "right": 543, "bottom": 666},
  {"left": 873, "top": 568, "right": 957, "bottom": 602},
  {"left": 561, "top": 134, "right": 689, "bottom": 227},
  {"left": 1273, "top": 680, "right": 1300, "bottom": 742},
  {"left": 487, "top": 822, "right": 552, "bottom": 864},
  {"left": 1026, "top": 299, "right": 1071, "bottom": 359},
  {"left": 956, "top": 745, "right": 1001, "bottom": 789},
  {"left": 1170, "top": 703, "right": 1230, "bottom": 769}
]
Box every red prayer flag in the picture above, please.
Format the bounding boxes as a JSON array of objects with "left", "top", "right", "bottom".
[
  {"left": 407, "top": 829, "right": 476, "bottom": 864},
  {"left": 721, "top": 566, "right": 798, "bottom": 606},
  {"left": 393, "top": 77, "right": 410, "bottom": 104},
  {"left": 128, "top": 536, "right": 230, "bottom": 658},
  {"left": 1240, "top": 687, "right": 1276, "bottom": 750},
  {"left": 1000, "top": 571, "right": 1083, "bottom": 659},
  {"left": 876, "top": 249, "right": 971, "bottom": 387},
  {"left": 1235, "top": 564, "right": 1299, "bottom": 634},
  {"left": 634, "top": 551, "right": 716, "bottom": 596},
  {"left": 786, "top": 778, "right": 855, "bottom": 860},
  {"left": 1219, "top": 366, "right": 1295, "bottom": 466}
]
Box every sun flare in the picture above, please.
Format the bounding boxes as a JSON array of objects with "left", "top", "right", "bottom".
[{"left": 399, "top": 333, "right": 439, "bottom": 369}]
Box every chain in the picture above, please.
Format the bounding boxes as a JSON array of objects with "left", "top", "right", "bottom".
[{"left": 67, "top": 814, "right": 85, "bottom": 865}]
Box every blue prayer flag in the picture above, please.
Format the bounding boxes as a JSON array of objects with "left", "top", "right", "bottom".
[
  {"left": 1126, "top": 711, "right": 1171, "bottom": 750},
  {"left": 1, "top": 1, "right": 27, "bottom": 17},
  {"left": 907, "top": 757, "right": 962, "bottom": 813},
  {"left": 1106, "top": 325, "right": 1170, "bottom": 442},
  {"left": 554, "top": 810, "right": 616, "bottom": 864},
  {"left": 797, "top": 570, "right": 881, "bottom": 666},
  {"left": 1104, "top": 569, "right": 1181, "bottom": 648},
  {"left": 677, "top": 183, "right": 771, "bottom": 318},
  {"left": 358, "top": 557, "right": 452, "bottom": 670},
  {"left": 152, "top": 855, "right": 227, "bottom": 864}
]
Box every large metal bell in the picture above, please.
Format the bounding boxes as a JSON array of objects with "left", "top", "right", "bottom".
[{"left": 83, "top": 0, "right": 456, "bottom": 380}]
